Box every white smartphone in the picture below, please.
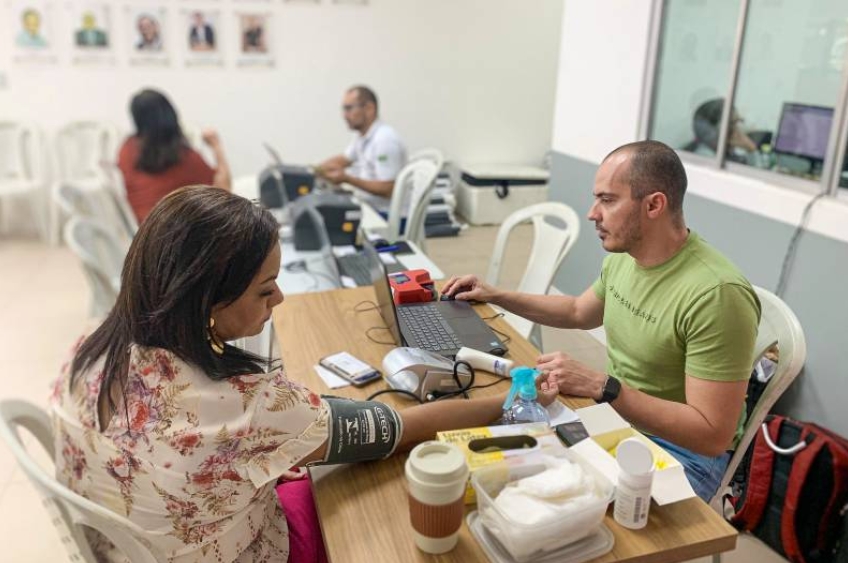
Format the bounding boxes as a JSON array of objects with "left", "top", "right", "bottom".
[{"left": 319, "top": 351, "right": 381, "bottom": 387}]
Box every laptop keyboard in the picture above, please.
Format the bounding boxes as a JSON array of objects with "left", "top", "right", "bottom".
[
  {"left": 336, "top": 254, "right": 373, "bottom": 286},
  {"left": 396, "top": 304, "right": 463, "bottom": 352}
]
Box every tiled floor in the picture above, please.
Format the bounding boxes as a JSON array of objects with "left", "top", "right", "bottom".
[{"left": 0, "top": 230, "right": 784, "bottom": 562}]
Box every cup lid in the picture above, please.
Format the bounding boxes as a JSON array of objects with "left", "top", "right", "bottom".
[
  {"left": 407, "top": 441, "right": 468, "bottom": 483},
  {"left": 616, "top": 438, "right": 654, "bottom": 476}
]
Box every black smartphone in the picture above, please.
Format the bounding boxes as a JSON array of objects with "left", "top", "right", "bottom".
[{"left": 554, "top": 420, "right": 590, "bottom": 447}]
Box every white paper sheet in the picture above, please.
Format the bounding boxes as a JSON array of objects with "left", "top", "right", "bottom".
[
  {"left": 314, "top": 364, "right": 350, "bottom": 389},
  {"left": 546, "top": 401, "right": 580, "bottom": 426}
]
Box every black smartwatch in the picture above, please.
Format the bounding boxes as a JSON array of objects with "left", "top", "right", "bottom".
[{"left": 599, "top": 374, "right": 621, "bottom": 404}]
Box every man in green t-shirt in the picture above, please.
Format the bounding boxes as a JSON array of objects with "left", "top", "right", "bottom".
[{"left": 443, "top": 140, "right": 760, "bottom": 501}]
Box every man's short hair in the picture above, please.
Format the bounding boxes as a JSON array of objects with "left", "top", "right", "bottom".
[
  {"left": 349, "top": 85, "right": 378, "bottom": 113},
  {"left": 605, "top": 140, "right": 687, "bottom": 215}
]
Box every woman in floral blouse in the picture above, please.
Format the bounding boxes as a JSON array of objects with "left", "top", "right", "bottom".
[{"left": 50, "top": 187, "right": 558, "bottom": 563}]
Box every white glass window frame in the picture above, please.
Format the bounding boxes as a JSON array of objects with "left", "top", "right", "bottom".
[{"left": 642, "top": 0, "right": 848, "bottom": 198}]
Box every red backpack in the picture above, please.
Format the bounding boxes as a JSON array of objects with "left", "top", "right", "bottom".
[{"left": 728, "top": 415, "right": 848, "bottom": 562}]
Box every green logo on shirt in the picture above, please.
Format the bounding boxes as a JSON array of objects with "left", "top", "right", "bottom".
[{"left": 377, "top": 154, "right": 388, "bottom": 162}]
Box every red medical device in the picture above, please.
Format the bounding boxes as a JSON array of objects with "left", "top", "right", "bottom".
[{"left": 388, "top": 269, "right": 437, "bottom": 304}]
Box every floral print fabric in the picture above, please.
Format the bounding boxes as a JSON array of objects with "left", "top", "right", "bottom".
[{"left": 50, "top": 341, "right": 329, "bottom": 563}]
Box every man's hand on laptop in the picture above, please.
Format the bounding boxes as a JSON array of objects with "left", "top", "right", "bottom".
[{"left": 442, "top": 274, "right": 500, "bottom": 303}]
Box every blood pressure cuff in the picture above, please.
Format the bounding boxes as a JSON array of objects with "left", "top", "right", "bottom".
[{"left": 318, "top": 397, "right": 404, "bottom": 465}]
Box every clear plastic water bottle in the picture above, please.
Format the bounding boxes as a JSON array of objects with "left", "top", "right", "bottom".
[{"left": 502, "top": 367, "right": 550, "bottom": 425}]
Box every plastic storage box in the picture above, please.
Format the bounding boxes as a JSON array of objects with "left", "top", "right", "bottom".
[
  {"left": 471, "top": 454, "right": 613, "bottom": 562},
  {"left": 457, "top": 164, "right": 549, "bottom": 225}
]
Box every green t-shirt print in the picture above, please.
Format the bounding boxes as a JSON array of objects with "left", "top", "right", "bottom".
[{"left": 591, "top": 231, "right": 761, "bottom": 446}]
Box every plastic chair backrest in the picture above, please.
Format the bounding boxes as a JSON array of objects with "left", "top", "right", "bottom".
[
  {"left": 385, "top": 159, "right": 439, "bottom": 247},
  {"left": 486, "top": 202, "right": 581, "bottom": 344},
  {"left": 409, "top": 148, "right": 445, "bottom": 174},
  {"left": 56, "top": 121, "right": 118, "bottom": 184},
  {"left": 0, "top": 399, "right": 165, "bottom": 562},
  {"left": 709, "top": 285, "right": 807, "bottom": 509},
  {"left": 55, "top": 179, "right": 134, "bottom": 245},
  {"left": 64, "top": 216, "right": 125, "bottom": 318},
  {"left": 100, "top": 162, "right": 139, "bottom": 237},
  {"left": 0, "top": 121, "right": 42, "bottom": 185}
]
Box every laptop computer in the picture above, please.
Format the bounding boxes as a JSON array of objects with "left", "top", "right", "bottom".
[
  {"left": 336, "top": 234, "right": 405, "bottom": 286},
  {"left": 367, "top": 241, "right": 507, "bottom": 358}
]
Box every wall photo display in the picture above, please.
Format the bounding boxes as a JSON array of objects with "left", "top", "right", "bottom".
[
  {"left": 69, "top": 2, "right": 114, "bottom": 65},
  {"left": 182, "top": 9, "right": 223, "bottom": 67},
  {"left": 236, "top": 12, "right": 274, "bottom": 67},
  {"left": 11, "top": 0, "right": 58, "bottom": 63},
  {"left": 127, "top": 5, "right": 169, "bottom": 66}
]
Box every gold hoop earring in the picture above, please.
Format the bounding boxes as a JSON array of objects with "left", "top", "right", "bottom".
[{"left": 207, "top": 317, "right": 225, "bottom": 355}]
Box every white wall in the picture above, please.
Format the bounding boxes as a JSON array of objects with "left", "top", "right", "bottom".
[
  {"left": 551, "top": 0, "right": 848, "bottom": 245},
  {"left": 0, "top": 0, "right": 564, "bottom": 178},
  {"left": 552, "top": 0, "right": 653, "bottom": 164}
]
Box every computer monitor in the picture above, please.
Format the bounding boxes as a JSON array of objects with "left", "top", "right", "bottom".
[{"left": 773, "top": 103, "right": 834, "bottom": 162}]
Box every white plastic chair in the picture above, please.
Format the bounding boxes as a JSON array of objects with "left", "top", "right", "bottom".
[
  {"left": 409, "top": 148, "right": 445, "bottom": 174},
  {"left": 0, "top": 121, "right": 49, "bottom": 240},
  {"left": 0, "top": 399, "right": 166, "bottom": 562},
  {"left": 55, "top": 121, "right": 118, "bottom": 186},
  {"left": 486, "top": 202, "right": 581, "bottom": 349},
  {"left": 64, "top": 216, "right": 125, "bottom": 319},
  {"left": 51, "top": 121, "right": 120, "bottom": 244},
  {"left": 385, "top": 159, "right": 439, "bottom": 250},
  {"left": 54, "top": 179, "right": 134, "bottom": 249},
  {"left": 709, "top": 286, "right": 806, "bottom": 528},
  {"left": 101, "top": 162, "right": 139, "bottom": 237}
]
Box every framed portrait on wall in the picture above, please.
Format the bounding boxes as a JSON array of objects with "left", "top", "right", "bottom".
[
  {"left": 127, "top": 5, "right": 169, "bottom": 66},
  {"left": 181, "top": 8, "right": 223, "bottom": 67},
  {"left": 236, "top": 12, "right": 274, "bottom": 68},
  {"left": 11, "top": 0, "right": 58, "bottom": 63},
  {"left": 68, "top": 2, "right": 115, "bottom": 65}
]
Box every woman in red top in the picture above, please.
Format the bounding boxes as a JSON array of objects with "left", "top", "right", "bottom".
[{"left": 117, "top": 89, "right": 231, "bottom": 223}]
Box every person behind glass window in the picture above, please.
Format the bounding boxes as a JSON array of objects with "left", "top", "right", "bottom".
[
  {"left": 316, "top": 85, "right": 408, "bottom": 212},
  {"left": 117, "top": 89, "right": 231, "bottom": 223},
  {"left": 685, "top": 98, "right": 758, "bottom": 162},
  {"left": 49, "top": 187, "right": 559, "bottom": 563}
]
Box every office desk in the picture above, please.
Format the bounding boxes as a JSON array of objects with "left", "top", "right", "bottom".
[{"left": 272, "top": 287, "right": 737, "bottom": 563}]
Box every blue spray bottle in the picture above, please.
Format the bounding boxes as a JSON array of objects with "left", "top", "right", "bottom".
[{"left": 502, "top": 367, "right": 550, "bottom": 425}]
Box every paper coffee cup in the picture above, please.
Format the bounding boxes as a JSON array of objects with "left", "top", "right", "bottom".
[{"left": 405, "top": 441, "right": 469, "bottom": 554}]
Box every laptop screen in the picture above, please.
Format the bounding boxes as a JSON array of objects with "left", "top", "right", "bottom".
[
  {"left": 263, "top": 142, "right": 283, "bottom": 166},
  {"left": 366, "top": 239, "right": 403, "bottom": 345}
]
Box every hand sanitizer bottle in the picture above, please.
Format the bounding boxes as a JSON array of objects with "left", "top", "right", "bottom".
[{"left": 502, "top": 367, "right": 550, "bottom": 425}]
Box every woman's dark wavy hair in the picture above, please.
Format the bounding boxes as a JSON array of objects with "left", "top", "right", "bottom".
[
  {"left": 70, "top": 187, "right": 280, "bottom": 404},
  {"left": 130, "top": 89, "right": 187, "bottom": 173}
]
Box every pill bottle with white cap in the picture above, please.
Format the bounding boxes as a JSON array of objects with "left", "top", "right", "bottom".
[{"left": 614, "top": 437, "right": 654, "bottom": 529}]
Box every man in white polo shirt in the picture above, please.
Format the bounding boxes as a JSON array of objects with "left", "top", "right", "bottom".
[{"left": 317, "top": 85, "right": 407, "bottom": 211}]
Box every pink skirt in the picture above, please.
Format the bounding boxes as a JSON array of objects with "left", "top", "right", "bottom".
[{"left": 276, "top": 477, "right": 328, "bottom": 563}]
